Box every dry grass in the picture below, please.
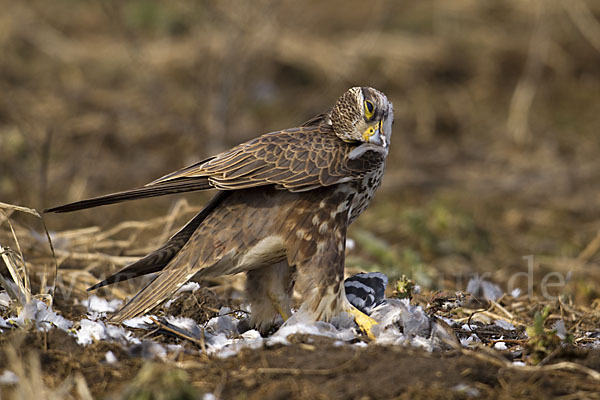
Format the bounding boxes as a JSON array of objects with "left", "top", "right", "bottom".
[
  {"left": 2, "top": 342, "right": 92, "bottom": 400},
  {"left": 0, "top": 202, "right": 56, "bottom": 311},
  {"left": 0, "top": 199, "right": 206, "bottom": 308}
]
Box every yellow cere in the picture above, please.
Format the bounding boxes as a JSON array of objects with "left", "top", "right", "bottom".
[{"left": 363, "top": 126, "right": 376, "bottom": 141}]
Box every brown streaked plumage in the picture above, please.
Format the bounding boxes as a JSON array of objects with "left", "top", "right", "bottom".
[{"left": 46, "top": 87, "right": 394, "bottom": 334}]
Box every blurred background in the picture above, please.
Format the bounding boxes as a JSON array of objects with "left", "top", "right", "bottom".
[{"left": 1, "top": 0, "right": 600, "bottom": 303}]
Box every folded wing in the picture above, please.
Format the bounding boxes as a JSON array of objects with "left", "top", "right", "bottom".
[{"left": 46, "top": 124, "right": 385, "bottom": 213}]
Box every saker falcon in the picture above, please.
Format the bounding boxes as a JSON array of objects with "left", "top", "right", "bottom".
[{"left": 46, "top": 87, "right": 394, "bottom": 337}]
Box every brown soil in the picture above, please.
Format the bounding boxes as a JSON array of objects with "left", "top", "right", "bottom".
[
  {"left": 3, "top": 325, "right": 600, "bottom": 399},
  {"left": 3, "top": 282, "right": 600, "bottom": 399},
  {"left": 165, "top": 287, "right": 242, "bottom": 325},
  {"left": 0, "top": 329, "right": 140, "bottom": 396}
]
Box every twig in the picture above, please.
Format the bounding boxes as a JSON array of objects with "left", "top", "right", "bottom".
[
  {"left": 462, "top": 347, "right": 600, "bottom": 381},
  {"left": 149, "top": 316, "right": 206, "bottom": 349},
  {"left": 489, "top": 300, "right": 515, "bottom": 320},
  {"left": 253, "top": 350, "right": 360, "bottom": 376}
]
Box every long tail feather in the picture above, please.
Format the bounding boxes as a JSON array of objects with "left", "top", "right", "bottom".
[{"left": 45, "top": 178, "right": 212, "bottom": 213}]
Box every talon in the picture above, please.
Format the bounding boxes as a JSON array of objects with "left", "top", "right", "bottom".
[
  {"left": 349, "top": 306, "right": 378, "bottom": 340},
  {"left": 268, "top": 292, "right": 290, "bottom": 321}
]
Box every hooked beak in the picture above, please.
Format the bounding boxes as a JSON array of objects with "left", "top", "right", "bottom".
[{"left": 364, "top": 121, "right": 386, "bottom": 147}]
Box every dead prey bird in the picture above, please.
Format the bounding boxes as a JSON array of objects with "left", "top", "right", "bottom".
[{"left": 46, "top": 87, "right": 394, "bottom": 337}]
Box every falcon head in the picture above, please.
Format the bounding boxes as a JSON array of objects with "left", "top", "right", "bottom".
[{"left": 331, "top": 87, "right": 394, "bottom": 149}]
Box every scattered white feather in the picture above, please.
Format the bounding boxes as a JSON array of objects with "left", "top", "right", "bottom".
[
  {"left": 76, "top": 319, "right": 140, "bottom": 346},
  {"left": 9, "top": 299, "right": 73, "bottom": 331},
  {"left": 164, "top": 283, "right": 203, "bottom": 307},
  {"left": 105, "top": 351, "right": 118, "bottom": 364},
  {"left": 553, "top": 320, "right": 568, "bottom": 340},
  {"left": 163, "top": 299, "right": 175, "bottom": 308},
  {"left": 177, "top": 282, "right": 201, "bottom": 293},
  {"left": 0, "top": 272, "right": 577, "bottom": 361},
  {"left": 494, "top": 341, "right": 508, "bottom": 350},
  {"left": 207, "top": 332, "right": 231, "bottom": 351},
  {"left": 438, "top": 316, "right": 457, "bottom": 327},
  {"left": 269, "top": 320, "right": 356, "bottom": 346},
  {"left": 0, "top": 370, "right": 19, "bottom": 385},
  {"left": 76, "top": 319, "right": 105, "bottom": 345},
  {"left": 466, "top": 277, "right": 503, "bottom": 301},
  {"left": 214, "top": 330, "right": 263, "bottom": 358},
  {"left": 411, "top": 335, "right": 437, "bottom": 351},
  {"left": 460, "top": 334, "right": 480, "bottom": 347},
  {"left": 129, "top": 341, "right": 167, "bottom": 360},
  {"left": 206, "top": 312, "right": 238, "bottom": 336},
  {"left": 0, "top": 292, "right": 10, "bottom": 308},
  {"left": 122, "top": 316, "right": 156, "bottom": 329},
  {"left": 165, "top": 316, "right": 202, "bottom": 332},
  {"left": 241, "top": 329, "right": 262, "bottom": 340},
  {"left": 218, "top": 307, "right": 232, "bottom": 315},
  {"left": 166, "top": 344, "right": 184, "bottom": 355},
  {"left": 370, "top": 299, "right": 440, "bottom": 350},
  {"left": 375, "top": 327, "right": 407, "bottom": 346},
  {"left": 494, "top": 319, "right": 516, "bottom": 331},
  {"left": 149, "top": 342, "right": 166, "bottom": 359},
  {"left": 108, "top": 324, "right": 139, "bottom": 344},
  {"left": 452, "top": 383, "right": 480, "bottom": 397},
  {"left": 82, "top": 295, "right": 122, "bottom": 314}
]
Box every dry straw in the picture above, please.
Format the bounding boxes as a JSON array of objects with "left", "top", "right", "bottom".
[{"left": 0, "top": 202, "right": 57, "bottom": 310}]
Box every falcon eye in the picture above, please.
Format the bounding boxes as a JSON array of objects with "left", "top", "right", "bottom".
[{"left": 364, "top": 100, "right": 375, "bottom": 120}]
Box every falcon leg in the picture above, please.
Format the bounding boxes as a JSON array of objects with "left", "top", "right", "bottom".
[{"left": 245, "top": 261, "right": 294, "bottom": 334}]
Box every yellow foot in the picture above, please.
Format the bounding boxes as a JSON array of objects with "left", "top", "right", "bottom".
[
  {"left": 348, "top": 307, "right": 378, "bottom": 340},
  {"left": 268, "top": 292, "right": 290, "bottom": 321}
]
